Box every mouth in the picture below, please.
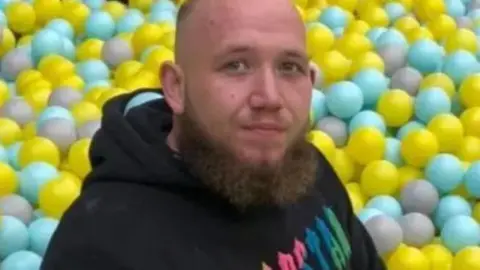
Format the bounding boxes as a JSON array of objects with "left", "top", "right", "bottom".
[{"left": 242, "top": 123, "right": 287, "bottom": 136}]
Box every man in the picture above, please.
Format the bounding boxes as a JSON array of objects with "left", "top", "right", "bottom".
[{"left": 42, "top": 0, "right": 385, "bottom": 269}]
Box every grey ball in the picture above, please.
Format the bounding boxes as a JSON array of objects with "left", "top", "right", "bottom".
[
  {"left": 315, "top": 116, "right": 348, "bottom": 147},
  {"left": 37, "top": 118, "right": 77, "bottom": 153},
  {"left": 456, "top": 16, "right": 473, "bottom": 29},
  {"left": 390, "top": 67, "right": 423, "bottom": 96},
  {"left": 0, "top": 194, "right": 34, "bottom": 225},
  {"left": 48, "top": 87, "right": 83, "bottom": 109},
  {"left": 470, "top": 0, "right": 480, "bottom": 9},
  {"left": 102, "top": 37, "right": 134, "bottom": 68},
  {"left": 0, "top": 98, "right": 34, "bottom": 126},
  {"left": 364, "top": 215, "right": 403, "bottom": 255},
  {"left": 376, "top": 44, "right": 407, "bottom": 77},
  {"left": 77, "top": 120, "right": 101, "bottom": 139},
  {"left": 0, "top": 48, "right": 32, "bottom": 81},
  {"left": 398, "top": 212, "right": 435, "bottom": 248},
  {"left": 400, "top": 180, "right": 440, "bottom": 215},
  {"left": 310, "top": 61, "right": 324, "bottom": 89}
]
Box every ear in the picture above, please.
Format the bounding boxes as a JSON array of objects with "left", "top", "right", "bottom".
[{"left": 161, "top": 61, "right": 185, "bottom": 114}]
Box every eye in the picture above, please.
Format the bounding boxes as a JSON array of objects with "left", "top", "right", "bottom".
[
  {"left": 279, "top": 62, "right": 305, "bottom": 75},
  {"left": 223, "top": 60, "right": 249, "bottom": 73}
]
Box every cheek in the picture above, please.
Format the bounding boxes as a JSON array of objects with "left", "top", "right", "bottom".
[{"left": 282, "top": 82, "right": 312, "bottom": 122}]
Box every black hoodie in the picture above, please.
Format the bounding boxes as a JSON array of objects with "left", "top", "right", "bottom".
[{"left": 41, "top": 89, "right": 385, "bottom": 270}]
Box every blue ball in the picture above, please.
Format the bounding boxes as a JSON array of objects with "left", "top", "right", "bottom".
[
  {"left": 28, "top": 218, "right": 59, "bottom": 256},
  {"left": 348, "top": 110, "right": 386, "bottom": 134},
  {"left": 83, "top": 0, "right": 105, "bottom": 10},
  {"left": 61, "top": 38, "right": 76, "bottom": 61},
  {"left": 7, "top": 142, "right": 22, "bottom": 170},
  {"left": 19, "top": 162, "right": 59, "bottom": 205},
  {"left": 434, "top": 195, "right": 472, "bottom": 229},
  {"left": 310, "top": 89, "right": 328, "bottom": 125},
  {"left": 124, "top": 92, "right": 164, "bottom": 115},
  {"left": 357, "top": 208, "right": 384, "bottom": 224},
  {"left": 442, "top": 50, "right": 479, "bottom": 86},
  {"left": 83, "top": 80, "right": 111, "bottom": 93},
  {"left": 151, "top": 0, "right": 178, "bottom": 14},
  {"left": 365, "top": 195, "right": 403, "bottom": 220},
  {"left": 464, "top": 161, "right": 480, "bottom": 198},
  {"left": 1, "top": 250, "right": 42, "bottom": 270},
  {"left": 76, "top": 60, "right": 110, "bottom": 83},
  {"left": 31, "top": 29, "right": 63, "bottom": 65},
  {"left": 445, "top": 0, "right": 466, "bottom": 17},
  {"left": 351, "top": 68, "right": 388, "bottom": 106},
  {"left": 325, "top": 81, "right": 364, "bottom": 119},
  {"left": 414, "top": 88, "right": 451, "bottom": 123},
  {"left": 318, "top": 6, "right": 347, "bottom": 29},
  {"left": 441, "top": 215, "right": 480, "bottom": 253},
  {"left": 375, "top": 29, "right": 408, "bottom": 50},
  {"left": 36, "top": 106, "right": 74, "bottom": 129},
  {"left": 425, "top": 154, "right": 464, "bottom": 194},
  {"left": 149, "top": 10, "right": 176, "bottom": 24},
  {"left": 85, "top": 11, "right": 116, "bottom": 40},
  {"left": 0, "top": 216, "right": 29, "bottom": 259},
  {"left": 384, "top": 2, "right": 406, "bottom": 22},
  {"left": 45, "top": 19, "right": 74, "bottom": 40},
  {"left": 396, "top": 121, "right": 425, "bottom": 139},
  {"left": 116, "top": 10, "right": 145, "bottom": 33},
  {"left": 366, "top": 27, "right": 387, "bottom": 43},
  {"left": 407, "top": 39, "right": 444, "bottom": 74},
  {"left": 384, "top": 138, "right": 404, "bottom": 167}
]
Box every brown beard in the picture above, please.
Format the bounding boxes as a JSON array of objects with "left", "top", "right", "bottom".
[{"left": 177, "top": 107, "right": 318, "bottom": 210}]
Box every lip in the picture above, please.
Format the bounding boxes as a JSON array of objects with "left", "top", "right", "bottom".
[{"left": 243, "top": 123, "right": 286, "bottom": 132}]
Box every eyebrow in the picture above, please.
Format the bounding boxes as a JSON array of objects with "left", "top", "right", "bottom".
[{"left": 215, "top": 45, "right": 308, "bottom": 61}]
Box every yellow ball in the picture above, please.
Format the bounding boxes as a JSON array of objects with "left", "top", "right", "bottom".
[
  {"left": 359, "top": 6, "right": 389, "bottom": 27},
  {"left": 116, "top": 32, "right": 133, "bottom": 43},
  {"left": 59, "top": 170, "right": 82, "bottom": 187},
  {"left": 96, "top": 88, "right": 128, "bottom": 108},
  {"left": 306, "top": 23, "right": 335, "bottom": 58},
  {"left": 84, "top": 86, "right": 109, "bottom": 104},
  {"left": 361, "top": 160, "right": 399, "bottom": 197},
  {"left": 114, "top": 60, "right": 144, "bottom": 86},
  {"left": 70, "top": 101, "right": 101, "bottom": 126},
  {"left": 132, "top": 23, "right": 164, "bottom": 55},
  {"left": 335, "top": 32, "right": 372, "bottom": 59},
  {"left": 453, "top": 247, "right": 480, "bottom": 270},
  {"left": 421, "top": 244, "right": 453, "bottom": 270},
  {"left": 55, "top": 74, "right": 85, "bottom": 90},
  {"left": 331, "top": 148, "right": 356, "bottom": 184},
  {"left": 295, "top": 0, "right": 308, "bottom": 8},
  {"left": 457, "top": 136, "right": 480, "bottom": 162},
  {"left": 349, "top": 51, "right": 384, "bottom": 75},
  {"left": 0, "top": 79, "right": 10, "bottom": 107},
  {"left": 307, "top": 130, "right": 336, "bottom": 160},
  {"left": 38, "top": 55, "right": 76, "bottom": 86},
  {"left": 347, "top": 127, "right": 385, "bottom": 165},
  {"left": 61, "top": 1, "right": 90, "bottom": 33},
  {"left": 460, "top": 74, "right": 480, "bottom": 108},
  {"left": 19, "top": 137, "right": 60, "bottom": 168},
  {"left": 305, "top": 8, "right": 321, "bottom": 23},
  {"left": 123, "top": 70, "right": 160, "bottom": 91},
  {"left": 461, "top": 107, "right": 480, "bottom": 138},
  {"left": 0, "top": 118, "right": 21, "bottom": 146},
  {"left": 76, "top": 39, "right": 104, "bottom": 61},
  {"left": 427, "top": 14, "right": 457, "bottom": 41},
  {"left": 22, "top": 121, "right": 36, "bottom": 140},
  {"left": 159, "top": 30, "right": 175, "bottom": 51},
  {"left": 413, "top": 0, "right": 445, "bottom": 22},
  {"left": 144, "top": 46, "right": 174, "bottom": 74},
  {"left": 427, "top": 114, "right": 464, "bottom": 153},
  {"left": 394, "top": 16, "right": 421, "bottom": 35},
  {"left": 0, "top": 162, "right": 18, "bottom": 196},
  {"left": 407, "top": 26, "right": 434, "bottom": 43},
  {"left": 0, "top": 28, "right": 16, "bottom": 57},
  {"left": 17, "top": 35, "right": 32, "bottom": 46},
  {"left": 67, "top": 138, "right": 92, "bottom": 179},
  {"left": 445, "top": 29, "right": 478, "bottom": 54},
  {"left": 33, "top": 0, "right": 61, "bottom": 26},
  {"left": 23, "top": 85, "right": 52, "bottom": 114},
  {"left": 387, "top": 0, "right": 413, "bottom": 10},
  {"left": 327, "top": 0, "right": 358, "bottom": 11},
  {"left": 387, "top": 246, "right": 430, "bottom": 270},
  {"left": 129, "top": 0, "right": 153, "bottom": 12},
  {"left": 16, "top": 69, "right": 44, "bottom": 95},
  {"left": 473, "top": 202, "right": 480, "bottom": 224},
  {"left": 420, "top": 73, "right": 455, "bottom": 98},
  {"left": 6, "top": 2, "right": 36, "bottom": 34},
  {"left": 376, "top": 89, "right": 413, "bottom": 127},
  {"left": 345, "top": 20, "right": 370, "bottom": 35},
  {"left": 39, "top": 176, "right": 80, "bottom": 219},
  {"left": 401, "top": 129, "right": 439, "bottom": 168},
  {"left": 313, "top": 50, "right": 351, "bottom": 84},
  {"left": 102, "top": 1, "right": 126, "bottom": 21},
  {"left": 397, "top": 165, "right": 424, "bottom": 190}
]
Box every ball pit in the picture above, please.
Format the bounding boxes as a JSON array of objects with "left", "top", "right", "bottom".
[{"left": 0, "top": 0, "right": 477, "bottom": 268}]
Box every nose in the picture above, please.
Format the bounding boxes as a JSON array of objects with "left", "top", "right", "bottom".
[{"left": 249, "top": 67, "right": 282, "bottom": 111}]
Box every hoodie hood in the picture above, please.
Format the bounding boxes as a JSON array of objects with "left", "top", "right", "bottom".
[{"left": 83, "top": 89, "right": 198, "bottom": 190}]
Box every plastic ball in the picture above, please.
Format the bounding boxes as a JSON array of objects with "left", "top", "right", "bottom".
[
  {"left": 38, "top": 55, "right": 75, "bottom": 86},
  {"left": 401, "top": 129, "right": 439, "bottom": 168},
  {"left": 427, "top": 114, "right": 464, "bottom": 153},
  {"left": 143, "top": 45, "right": 174, "bottom": 74},
  {"left": 306, "top": 23, "right": 335, "bottom": 57},
  {"left": 115, "top": 9, "right": 145, "bottom": 34},
  {"left": 351, "top": 68, "right": 388, "bottom": 107},
  {"left": 75, "top": 38, "right": 103, "bottom": 60},
  {"left": 384, "top": 2, "right": 407, "bottom": 22},
  {"left": 376, "top": 89, "right": 413, "bottom": 127},
  {"left": 364, "top": 214, "right": 403, "bottom": 255},
  {"left": 390, "top": 67, "right": 423, "bottom": 96},
  {"left": 0, "top": 48, "right": 32, "bottom": 81},
  {"left": 434, "top": 195, "right": 472, "bottom": 229},
  {"left": 360, "top": 6, "right": 389, "bottom": 27},
  {"left": 415, "top": 88, "right": 451, "bottom": 123},
  {"left": 0, "top": 194, "right": 33, "bottom": 225},
  {"left": 28, "top": 218, "right": 58, "bottom": 257},
  {"left": 442, "top": 50, "right": 479, "bottom": 86},
  {"left": 318, "top": 6, "right": 347, "bottom": 29},
  {"left": 375, "top": 29, "right": 408, "bottom": 50},
  {"left": 357, "top": 208, "right": 384, "bottom": 223},
  {"left": 421, "top": 244, "right": 453, "bottom": 270},
  {"left": 349, "top": 110, "right": 386, "bottom": 134},
  {"left": 131, "top": 23, "right": 163, "bottom": 55},
  {"left": 407, "top": 26, "right": 435, "bottom": 43},
  {"left": 345, "top": 19, "right": 370, "bottom": 35},
  {"left": 5, "top": 2, "right": 36, "bottom": 34},
  {"left": 376, "top": 44, "right": 407, "bottom": 76},
  {"left": 30, "top": 29, "right": 63, "bottom": 65},
  {"left": 39, "top": 176, "right": 80, "bottom": 219},
  {"left": 460, "top": 107, "right": 480, "bottom": 137},
  {"left": 407, "top": 39, "right": 444, "bottom": 75},
  {"left": 102, "top": 1, "right": 126, "bottom": 20},
  {"left": 0, "top": 98, "right": 34, "bottom": 127},
  {"left": 361, "top": 160, "right": 399, "bottom": 196},
  {"left": 1, "top": 250, "right": 42, "bottom": 270},
  {"left": 77, "top": 120, "right": 101, "bottom": 139},
  {"left": 18, "top": 161, "right": 58, "bottom": 204},
  {"left": 44, "top": 18, "right": 73, "bottom": 40},
  {"left": 56, "top": 74, "right": 84, "bottom": 90},
  {"left": 307, "top": 130, "right": 336, "bottom": 159},
  {"left": 365, "top": 195, "right": 403, "bottom": 219},
  {"left": 464, "top": 161, "right": 480, "bottom": 198},
  {"left": 384, "top": 138, "right": 404, "bottom": 167},
  {"left": 350, "top": 50, "right": 386, "bottom": 75},
  {"left": 386, "top": 246, "right": 430, "bottom": 270},
  {"left": 85, "top": 11, "right": 115, "bottom": 40},
  {"left": 0, "top": 27, "right": 16, "bottom": 57},
  {"left": 7, "top": 143, "right": 22, "bottom": 170},
  {"left": 102, "top": 37, "right": 133, "bottom": 68},
  {"left": 401, "top": 180, "right": 439, "bottom": 215},
  {"left": 61, "top": 1, "right": 90, "bottom": 34},
  {"left": 37, "top": 118, "right": 77, "bottom": 154},
  {"left": 394, "top": 15, "right": 420, "bottom": 34},
  {"left": 445, "top": 29, "right": 477, "bottom": 54},
  {"left": 456, "top": 16, "right": 474, "bottom": 28},
  {"left": 309, "top": 89, "right": 327, "bottom": 124},
  {"left": 457, "top": 136, "right": 480, "bottom": 161},
  {"left": 47, "top": 87, "right": 82, "bottom": 109},
  {"left": 335, "top": 32, "right": 372, "bottom": 59},
  {"left": 312, "top": 50, "right": 351, "bottom": 83},
  {"left": 399, "top": 212, "right": 435, "bottom": 248},
  {"left": 331, "top": 148, "right": 356, "bottom": 184},
  {"left": 75, "top": 60, "right": 110, "bottom": 83},
  {"left": 396, "top": 121, "right": 425, "bottom": 140},
  {"left": 347, "top": 127, "right": 385, "bottom": 165},
  {"left": 70, "top": 101, "right": 101, "bottom": 126},
  {"left": 0, "top": 216, "right": 29, "bottom": 259},
  {"left": 366, "top": 27, "right": 388, "bottom": 44},
  {"left": 426, "top": 14, "right": 457, "bottom": 42},
  {"left": 325, "top": 81, "right": 363, "bottom": 119},
  {"left": 314, "top": 116, "right": 348, "bottom": 147},
  {"left": 420, "top": 73, "right": 455, "bottom": 98},
  {"left": 441, "top": 215, "right": 480, "bottom": 253},
  {"left": 459, "top": 74, "right": 480, "bottom": 109},
  {"left": 452, "top": 246, "right": 480, "bottom": 270},
  {"left": 18, "top": 137, "right": 60, "bottom": 169},
  {"left": 425, "top": 154, "right": 464, "bottom": 194},
  {"left": 0, "top": 118, "right": 21, "bottom": 146},
  {"left": 67, "top": 138, "right": 91, "bottom": 179},
  {"left": 0, "top": 162, "right": 17, "bottom": 196},
  {"left": 36, "top": 106, "right": 74, "bottom": 129}
]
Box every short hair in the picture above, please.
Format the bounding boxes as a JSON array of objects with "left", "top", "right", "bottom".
[{"left": 176, "top": 0, "right": 197, "bottom": 27}]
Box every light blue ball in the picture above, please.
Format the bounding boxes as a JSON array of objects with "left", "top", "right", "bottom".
[
  {"left": 31, "top": 30, "right": 63, "bottom": 66},
  {"left": 445, "top": 0, "right": 466, "bottom": 17},
  {"left": 124, "top": 92, "right": 164, "bottom": 115},
  {"left": 441, "top": 215, "right": 480, "bottom": 253},
  {"left": 407, "top": 39, "right": 444, "bottom": 74},
  {"left": 375, "top": 29, "right": 408, "bottom": 50},
  {"left": 318, "top": 6, "right": 347, "bottom": 30},
  {"left": 28, "top": 218, "right": 59, "bottom": 257},
  {"left": 36, "top": 106, "right": 74, "bottom": 129},
  {"left": 358, "top": 208, "right": 384, "bottom": 224},
  {"left": 83, "top": 0, "right": 105, "bottom": 10},
  {"left": 384, "top": 138, "right": 404, "bottom": 167},
  {"left": 464, "top": 161, "right": 480, "bottom": 198},
  {"left": 1, "top": 250, "right": 42, "bottom": 270},
  {"left": 468, "top": 9, "right": 480, "bottom": 20},
  {"left": 0, "top": 10, "right": 6, "bottom": 27},
  {"left": 0, "top": 145, "right": 7, "bottom": 164},
  {"left": 325, "top": 81, "right": 364, "bottom": 119},
  {"left": 351, "top": 68, "right": 388, "bottom": 106},
  {"left": 7, "top": 142, "right": 22, "bottom": 170},
  {"left": 365, "top": 195, "right": 403, "bottom": 220},
  {"left": 116, "top": 10, "right": 145, "bottom": 33},
  {"left": 149, "top": 10, "right": 176, "bottom": 24},
  {"left": 45, "top": 19, "right": 74, "bottom": 40},
  {"left": 442, "top": 50, "right": 479, "bottom": 86},
  {"left": 83, "top": 80, "right": 111, "bottom": 93},
  {"left": 348, "top": 110, "right": 386, "bottom": 134},
  {"left": 151, "top": 0, "right": 177, "bottom": 14},
  {"left": 396, "top": 121, "right": 425, "bottom": 140},
  {"left": 434, "top": 195, "right": 472, "bottom": 229},
  {"left": 0, "top": 216, "right": 29, "bottom": 259},
  {"left": 85, "top": 11, "right": 116, "bottom": 40},
  {"left": 76, "top": 60, "right": 110, "bottom": 83},
  {"left": 61, "top": 38, "right": 76, "bottom": 61},
  {"left": 384, "top": 2, "right": 406, "bottom": 23},
  {"left": 310, "top": 89, "right": 328, "bottom": 125},
  {"left": 366, "top": 27, "right": 387, "bottom": 44},
  {"left": 414, "top": 88, "right": 451, "bottom": 123},
  {"left": 19, "top": 162, "right": 59, "bottom": 205},
  {"left": 425, "top": 154, "right": 464, "bottom": 194}
]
